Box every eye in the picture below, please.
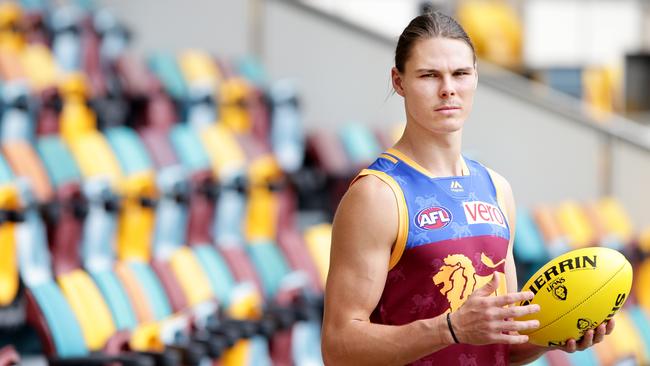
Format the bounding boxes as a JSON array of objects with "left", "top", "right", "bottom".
[{"left": 454, "top": 71, "right": 471, "bottom": 77}]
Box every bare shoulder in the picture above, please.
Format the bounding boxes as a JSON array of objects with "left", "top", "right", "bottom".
[{"left": 332, "top": 174, "right": 398, "bottom": 251}]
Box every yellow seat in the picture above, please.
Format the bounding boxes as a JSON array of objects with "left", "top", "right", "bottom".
[
  {"left": 222, "top": 288, "right": 264, "bottom": 366},
  {"left": 117, "top": 171, "right": 157, "bottom": 262},
  {"left": 608, "top": 310, "right": 646, "bottom": 363},
  {"left": 179, "top": 49, "right": 221, "bottom": 85},
  {"left": 636, "top": 259, "right": 650, "bottom": 313},
  {"left": 21, "top": 44, "right": 60, "bottom": 91},
  {"left": 199, "top": 123, "right": 247, "bottom": 179},
  {"left": 57, "top": 269, "right": 116, "bottom": 351},
  {"left": 532, "top": 204, "right": 568, "bottom": 253},
  {"left": 169, "top": 247, "right": 213, "bottom": 306},
  {"left": 304, "top": 223, "right": 332, "bottom": 288},
  {"left": 457, "top": 0, "right": 522, "bottom": 69},
  {"left": 583, "top": 66, "right": 622, "bottom": 122},
  {"left": 2, "top": 141, "right": 54, "bottom": 203},
  {"left": 0, "top": 2, "right": 24, "bottom": 53},
  {"left": 220, "top": 78, "right": 251, "bottom": 133},
  {"left": 596, "top": 197, "right": 634, "bottom": 245},
  {"left": 0, "top": 184, "right": 19, "bottom": 306},
  {"left": 555, "top": 201, "right": 595, "bottom": 248},
  {"left": 66, "top": 132, "right": 123, "bottom": 186},
  {"left": 246, "top": 155, "right": 282, "bottom": 242}
]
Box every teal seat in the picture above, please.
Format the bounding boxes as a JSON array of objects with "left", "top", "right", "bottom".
[
  {"left": 269, "top": 80, "right": 304, "bottom": 173},
  {"left": 127, "top": 262, "right": 173, "bottom": 321},
  {"left": 194, "top": 245, "right": 236, "bottom": 307},
  {"left": 36, "top": 136, "right": 82, "bottom": 188},
  {"left": 246, "top": 241, "right": 291, "bottom": 298},
  {"left": 152, "top": 167, "right": 188, "bottom": 258},
  {"left": 214, "top": 183, "right": 247, "bottom": 244},
  {"left": 30, "top": 283, "right": 87, "bottom": 357},
  {"left": 105, "top": 126, "right": 154, "bottom": 174},
  {"left": 169, "top": 124, "right": 211, "bottom": 173},
  {"left": 16, "top": 180, "right": 87, "bottom": 358},
  {"left": 91, "top": 271, "right": 138, "bottom": 330},
  {"left": 148, "top": 52, "right": 188, "bottom": 102},
  {"left": 527, "top": 356, "right": 549, "bottom": 366},
  {"left": 292, "top": 321, "right": 323, "bottom": 366},
  {"left": 0, "top": 154, "right": 13, "bottom": 185},
  {"left": 567, "top": 347, "right": 600, "bottom": 366},
  {"left": 248, "top": 336, "right": 272, "bottom": 366},
  {"left": 629, "top": 306, "right": 650, "bottom": 359},
  {"left": 514, "top": 209, "right": 548, "bottom": 263},
  {"left": 237, "top": 56, "right": 268, "bottom": 87},
  {"left": 339, "top": 123, "right": 382, "bottom": 165}
]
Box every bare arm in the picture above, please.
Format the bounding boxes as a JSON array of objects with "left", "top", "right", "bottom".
[
  {"left": 322, "top": 175, "right": 540, "bottom": 365},
  {"left": 321, "top": 176, "right": 454, "bottom": 365}
]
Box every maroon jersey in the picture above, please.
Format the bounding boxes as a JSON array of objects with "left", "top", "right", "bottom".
[{"left": 354, "top": 149, "right": 511, "bottom": 365}]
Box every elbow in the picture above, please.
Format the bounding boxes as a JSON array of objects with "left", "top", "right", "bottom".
[
  {"left": 321, "top": 329, "right": 337, "bottom": 365},
  {"left": 321, "top": 325, "right": 345, "bottom": 365}
]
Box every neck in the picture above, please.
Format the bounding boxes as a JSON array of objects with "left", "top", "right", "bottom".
[{"left": 393, "top": 122, "right": 464, "bottom": 177}]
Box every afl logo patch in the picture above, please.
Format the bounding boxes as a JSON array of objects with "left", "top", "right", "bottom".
[{"left": 415, "top": 206, "right": 452, "bottom": 230}]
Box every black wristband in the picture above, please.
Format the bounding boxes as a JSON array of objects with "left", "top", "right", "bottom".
[{"left": 446, "top": 312, "right": 460, "bottom": 344}]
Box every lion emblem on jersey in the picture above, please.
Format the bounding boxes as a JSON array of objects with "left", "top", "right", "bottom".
[{"left": 432, "top": 253, "right": 506, "bottom": 312}]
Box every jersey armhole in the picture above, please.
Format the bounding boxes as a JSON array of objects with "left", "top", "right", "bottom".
[
  {"left": 351, "top": 169, "right": 408, "bottom": 270},
  {"left": 486, "top": 168, "right": 513, "bottom": 238}
]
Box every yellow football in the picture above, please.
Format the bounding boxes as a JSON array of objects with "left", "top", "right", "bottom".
[{"left": 516, "top": 247, "right": 633, "bottom": 346}]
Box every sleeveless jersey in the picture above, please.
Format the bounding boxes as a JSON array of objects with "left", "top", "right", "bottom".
[{"left": 353, "top": 148, "right": 512, "bottom": 366}]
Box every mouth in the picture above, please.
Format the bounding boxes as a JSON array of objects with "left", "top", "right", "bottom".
[{"left": 434, "top": 106, "right": 461, "bottom": 112}]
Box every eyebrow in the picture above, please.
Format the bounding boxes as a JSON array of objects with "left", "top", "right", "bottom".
[{"left": 415, "top": 67, "right": 474, "bottom": 73}]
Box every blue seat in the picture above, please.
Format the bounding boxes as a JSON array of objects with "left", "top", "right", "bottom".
[{"left": 339, "top": 123, "right": 382, "bottom": 166}]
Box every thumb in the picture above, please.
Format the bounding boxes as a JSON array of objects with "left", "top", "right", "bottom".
[{"left": 475, "top": 273, "right": 499, "bottom": 297}]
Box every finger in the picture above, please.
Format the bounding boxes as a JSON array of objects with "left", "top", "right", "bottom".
[
  {"left": 490, "top": 291, "right": 535, "bottom": 307},
  {"left": 490, "top": 332, "right": 530, "bottom": 345},
  {"left": 495, "top": 319, "right": 540, "bottom": 332},
  {"left": 605, "top": 318, "right": 616, "bottom": 335},
  {"left": 576, "top": 329, "right": 594, "bottom": 351},
  {"left": 497, "top": 303, "right": 540, "bottom": 318},
  {"left": 475, "top": 274, "right": 499, "bottom": 296},
  {"left": 563, "top": 338, "right": 577, "bottom": 353},
  {"left": 593, "top": 323, "right": 607, "bottom": 344}
]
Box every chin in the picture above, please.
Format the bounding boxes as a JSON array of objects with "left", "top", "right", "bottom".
[{"left": 431, "top": 118, "right": 464, "bottom": 133}]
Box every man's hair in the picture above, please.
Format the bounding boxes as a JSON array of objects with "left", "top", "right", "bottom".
[{"left": 394, "top": 11, "right": 476, "bottom": 72}]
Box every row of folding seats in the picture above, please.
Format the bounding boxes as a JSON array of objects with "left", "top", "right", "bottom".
[{"left": 0, "top": 1, "right": 332, "bottom": 365}]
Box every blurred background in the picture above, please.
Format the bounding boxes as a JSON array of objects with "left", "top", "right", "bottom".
[{"left": 0, "top": 0, "right": 648, "bottom": 365}]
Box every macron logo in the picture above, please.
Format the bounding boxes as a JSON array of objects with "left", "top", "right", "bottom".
[
  {"left": 463, "top": 201, "right": 506, "bottom": 228},
  {"left": 450, "top": 181, "right": 463, "bottom": 192}
]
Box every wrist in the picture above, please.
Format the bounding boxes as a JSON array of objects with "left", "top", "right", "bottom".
[
  {"left": 446, "top": 312, "right": 461, "bottom": 344},
  {"left": 423, "top": 313, "right": 456, "bottom": 346}
]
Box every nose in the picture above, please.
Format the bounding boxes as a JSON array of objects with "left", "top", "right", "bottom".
[{"left": 439, "top": 77, "right": 456, "bottom": 99}]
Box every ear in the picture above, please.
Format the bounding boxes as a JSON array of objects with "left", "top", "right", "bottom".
[{"left": 391, "top": 67, "right": 405, "bottom": 97}]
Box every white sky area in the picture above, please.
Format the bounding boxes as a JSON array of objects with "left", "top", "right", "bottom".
[
  {"left": 524, "top": 0, "right": 642, "bottom": 68},
  {"left": 302, "top": 0, "right": 422, "bottom": 39},
  {"left": 301, "top": 0, "right": 645, "bottom": 68}
]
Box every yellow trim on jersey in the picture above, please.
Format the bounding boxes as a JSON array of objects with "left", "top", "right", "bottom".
[
  {"left": 379, "top": 153, "right": 398, "bottom": 164},
  {"left": 386, "top": 148, "right": 469, "bottom": 177},
  {"left": 352, "top": 169, "right": 408, "bottom": 271},
  {"left": 486, "top": 168, "right": 511, "bottom": 231}
]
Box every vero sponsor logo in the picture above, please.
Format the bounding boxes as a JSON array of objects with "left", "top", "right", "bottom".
[
  {"left": 415, "top": 206, "right": 452, "bottom": 230},
  {"left": 463, "top": 201, "right": 506, "bottom": 228}
]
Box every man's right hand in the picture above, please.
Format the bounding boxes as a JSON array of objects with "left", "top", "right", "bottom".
[{"left": 448, "top": 274, "right": 541, "bottom": 345}]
